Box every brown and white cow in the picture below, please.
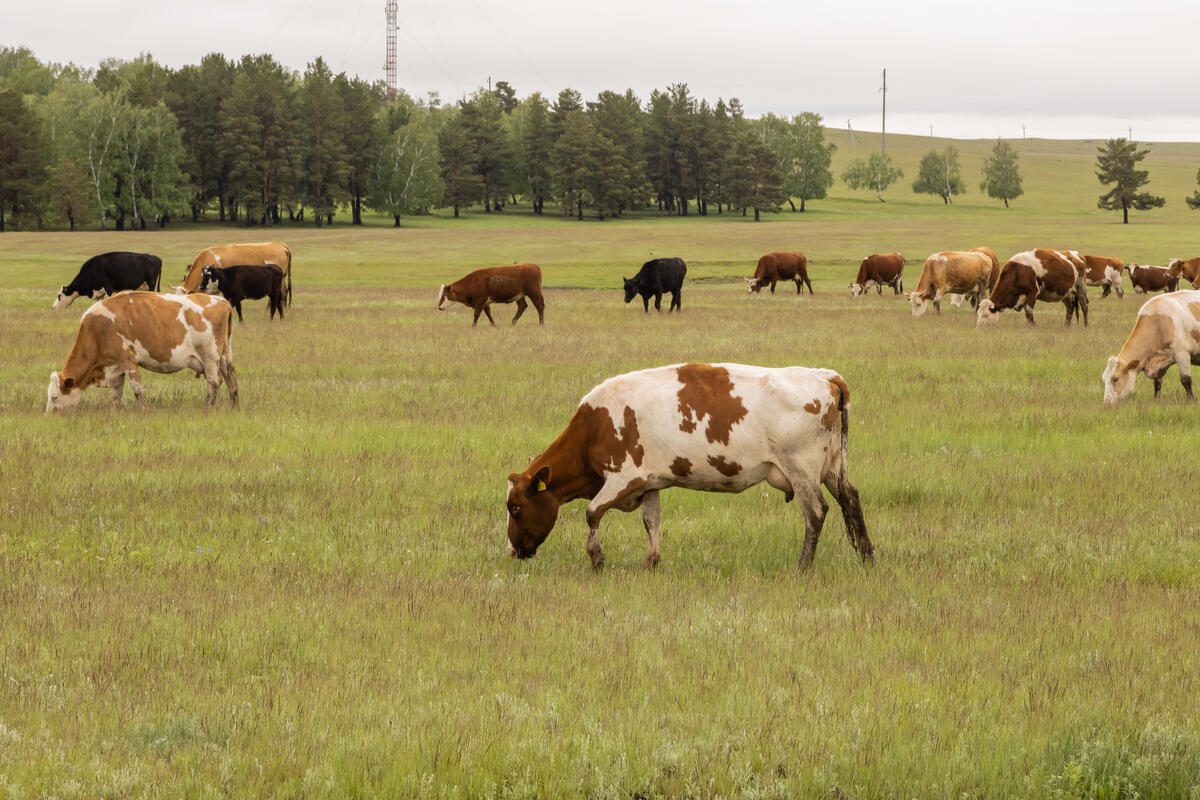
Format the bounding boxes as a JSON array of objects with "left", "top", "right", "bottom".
[
  {"left": 745, "top": 252, "right": 813, "bottom": 295},
  {"left": 437, "top": 263, "right": 545, "bottom": 327},
  {"left": 908, "top": 250, "right": 994, "bottom": 316},
  {"left": 1062, "top": 252, "right": 1126, "bottom": 298},
  {"left": 976, "top": 249, "right": 1088, "bottom": 327},
  {"left": 1168, "top": 257, "right": 1200, "bottom": 288},
  {"left": 504, "top": 363, "right": 873, "bottom": 570},
  {"left": 1128, "top": 263, "right": 1180, "bottom": 295},
  {"left": 849, "top": 253, "right": 905, "bottom": 296},
  {"left": 1102, "top": 290, "right": 1200, "bottom": 407},
  {"left": 179, "top": 242, "right": 293, "bottom": 305},
  {"left": 46, "top": 292, "right": 238, "bottom": 412}
]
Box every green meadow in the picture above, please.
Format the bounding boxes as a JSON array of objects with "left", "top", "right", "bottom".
[{"left": 1, "top": 132, "right": 1200, "bottom": 798}]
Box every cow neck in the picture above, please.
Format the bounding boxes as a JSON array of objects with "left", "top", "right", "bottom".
[
  {"left": 61, "top": 322, "right": 106, "bottom": 390},
  {"left": 1121, "top": 316, "right": 1169, "bottom": 371},
  {"left": 528, "top": 406, "right": 603, "bottom": 504}
]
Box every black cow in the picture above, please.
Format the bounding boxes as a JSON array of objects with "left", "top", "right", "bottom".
[
  {"left": 200, "top": 264, "right": 285, "bottom": 322},
  {"left": 623, "top": 257, "right": 687, "bottom": 313},
  {"left": 53, "top": 252, "right": 163, "bottom": 310}
]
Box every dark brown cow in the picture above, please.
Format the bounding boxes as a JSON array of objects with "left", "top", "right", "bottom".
[
  {"left": 1128, "top": 264, "right": 1179, "bottom": 295},
  {"left": 745, "top": 252, "right": 812, "bottom": 295},
  {"left": 1168, "top": 257, "right": 1200, "bottom": 288},
  {"left": 849, "top": 253, "right": 905, "bottom": 296},
  {"left": 976, "top": 249, "right": 1088, "bottom": 327},
  {"left": 437, "top": 263, "right": 545, "bottom": 327}
]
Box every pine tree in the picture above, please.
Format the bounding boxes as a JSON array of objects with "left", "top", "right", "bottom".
[
  {"left": 1096, "top": 138, "right": 1164, "bottom": 223},
  {"left": 517, "top": 93, "right": 553, "bottom": 214},
  {"left": 459, "top": 91, "right": 511, "bottom": 211},
  {"left": 842, "top": 153, "right": 902, "bottom": 202},
  {"left": 913, "top": 146, "right": 965, "bottom": 204},
  {"left": 0, "top": 88, "right": 47, "bottom": 231},
  {"left": 980, "top": 139, "right": 1023, "bottom": 208},
  {"left": 551, "top": 111, "right": 595, "bottom": 220},
  {"left": 727, "top": 125, "right": 784, "bottom": 221},
  {"left": 338, "top": 75, "right": 382, "bottom": 225},
  {"left": 299, "top": 58, "right": 349, "bottom": 226},
  {"left": 1186, "top": 169, "right": 1200, "bottom": 211},
  {"left": 438, "top": 112, "right": 481, "bottom": 218}
]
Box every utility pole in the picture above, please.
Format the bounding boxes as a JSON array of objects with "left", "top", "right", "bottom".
[
  {"left": 846, "top": 119, "right": 859, "bottom": 146},
  {"left": 1022, "top": 124, "right": 1026, "bottom": 140},
  {"left": 880, "top": 68, "right": 887, "bottom": 155},
  {"left": 384, "top": 1, "right": 398, "bottom": 97},
  {"left": 930, "top": 124, "right": 933, "bottom": 138}
]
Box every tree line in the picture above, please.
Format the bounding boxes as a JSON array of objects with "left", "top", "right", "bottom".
[{"left": 0, "top": 46, "right": 1192, "bottom": 230}]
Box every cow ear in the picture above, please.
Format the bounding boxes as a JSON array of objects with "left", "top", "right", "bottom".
[{"left": 529, "top": 465, "right": 552, "bottom": 494}]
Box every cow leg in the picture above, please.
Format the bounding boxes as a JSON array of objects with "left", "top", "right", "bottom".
[
  {"left": 876, "top": 283, "right": 882, "bottom": 295},
  {"left": 511, "top": 297, "right": 528, "bottom": 325},
  {"left": 1175, "top": 352, "right": 1195, "bottom": 401},
  {"left": 471, "top": 305, "right": 484, "bottom": 326},
  {"left": 1079, "top": 292, "right": 1089, "bottom": 327},
  {"left": 109, "top": 371, "right": 126, "bottom": 408},
  {"left": 795, "top": 278, "right": 803, "bottom": 294},
  {"left": 203, "top": 360, "right": 222, "bottom": 407},
  {"left": 585, "top": 477, "right": 647, "bottom": 569},
  {"left": 653, "top": 292, "right": 663, "bottom": 312},
  {"left": 932, "top": 291, "right": 942, "bottom": 315},
  {"left": 803, "top": 274, "right": 814, "bottom": 294},
  {"left": 669, "top": 291, "right": 681, "bottom": 313},
  {"left": 531, "top": 293, "right": 545, "bottom": 325},
  {"left": 220, "top": 357, "right": 239, "bottom": 407},
  {"left": 770, "top": 280, "right": 777, "bottom": 294},
  {"left": 482, "top": 304, "right": 497, "bottom": 327},
  {"left": 233, "top": 300, "right": 243, "bottom": 323},
  {"left": 641, "top": 490, "right": 662, "bottom": 569},
  {"left": 1153, "top": 367, "right": 1167, "bottom": 398},
  {"left": 792, "top": 482, "right": 828, "bottom": 571},
  {"left": 126, "top": 367, "right": 148, "bottom": 411},
  {"left": 642, "top": 295, "right": 650, "bottom": 313}
]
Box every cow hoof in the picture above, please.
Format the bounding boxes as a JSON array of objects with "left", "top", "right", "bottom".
[
  {"left": 644, "top": 552, "right": 660, "bottom": 570},
  {"left": 589, "top": 551, "right": 606, "bottom": 570}
]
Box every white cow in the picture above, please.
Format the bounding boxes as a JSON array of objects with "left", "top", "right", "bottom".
[
  {"left": 1103, "top": 291, "right": 1200, "bottom": 407},
  {"left": 504, "top": 363, "right": 874, "bottom": 570},
  {"left": 47, "top": 291, "right": 238, "bottom": 412}
]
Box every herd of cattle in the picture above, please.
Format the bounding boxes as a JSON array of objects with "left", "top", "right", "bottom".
[{"left": 39, "top": 240, "right": 1200, "bottom": 568}]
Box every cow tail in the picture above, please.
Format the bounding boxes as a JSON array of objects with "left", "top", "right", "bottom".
[{"left": 285, "top": 245, "right": 294, "bottom": 306}]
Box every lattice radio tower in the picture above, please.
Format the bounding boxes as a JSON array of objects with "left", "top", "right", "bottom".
[{"left": 384, "top": 1, "right": 398, "bottom": 97}]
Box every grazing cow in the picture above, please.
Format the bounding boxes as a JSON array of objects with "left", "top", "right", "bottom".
[
  {"left": 745, "top": 252, "right": 813, "bottom": 295},
  {"left": 1102, "top": 290, "right": 1200, "bottom": 407},
  {"left": 200, "top": 264, "right": 285, "bottom": 322},
  {"left": 504, "top": 363, "right": 874, "bottom": 570},
  {"left": 180, "top": 242, "right": 293, "bottom": 305},
  {"left": 976, "top": 249, "right": 1088, "bottom": 327},
  {"left": 53, "top": 252, "right": 162, "bottom": 310},
  {"left": 908, "top": 250, "right": 994, "bottom": 316},
  {"left": 1128, "top": 263, "right": 1180, "bottom": 294},
  {"left": 46, "top": 292, "right": 237, "bottom": 412},
  {"left": 623, "top": 257, "right": 687, "bottom": 312},
  {"left": 849, "top": 253, "right": 905, "bottom": 296},
  {"left": 437, "top": 263, "right": 545, "bottom": 327},
  {"left": 1167, "top": 257, "right": 1200, "bottom": 288},
  {"left": 1064, "top": 252, "right": 1127, "bottom": 298}
]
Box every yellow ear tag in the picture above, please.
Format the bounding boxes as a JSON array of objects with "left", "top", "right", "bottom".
[{"left": 536, "top": 480, "right": 547, "bottom": 492}]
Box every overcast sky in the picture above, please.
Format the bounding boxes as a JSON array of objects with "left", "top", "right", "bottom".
[{"left": 9, "top": 0, "right": 1200, "bottom": 140}]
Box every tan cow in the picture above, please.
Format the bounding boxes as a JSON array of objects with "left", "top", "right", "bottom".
[
  {"left": 180, "top": 242, "right": 293, "bottom": 305},
  {"left": 437, "top": 263, "right": 545, "bottom": 326},
  {"left": 1061, "top": 252, "right": 1127, "bottom": 298},
  {"left": 505, "top": 363, "right": 873, "bottom": 570},
  {"left": 1129, "top": 263, "right": 1180, "bottom": 294},
  {"left": 746, "top": 252, "right": 813, "bottom": 294},
  {"left": 47, "top": 292, "right": 237, "bottom": 412},
  {"left": 1103, "top": 290, "right": 1200, "bottom": 407},
  {"left": 849, "top": 253, "right": 905, "bottom": 296},
  {"left": 976, "top": 249, "right": 1088, "bottom": 327},
  {"left": 1168, "top": 257, "right": 1200, "bottom": 288},
  {"left": 908, "top": 250, "right": 994, "bottom": 316}
]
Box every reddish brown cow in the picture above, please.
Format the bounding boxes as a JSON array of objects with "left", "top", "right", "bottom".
[
  {"left": 437, "top": 263, "right": 545, "bottom": 327},
  {"left": 1168, "top": 257, "right": 1200, "bottom": 288},
  {"left": 745, "top": 252, "right": 813, "bottom": 295},
  {"left": 849, "top": 253, "right": 905, "bottom": 296},
  {"left": 976, "top": 249, "right": 1088, "bottom": 327},
  {"left": 1128, "top": 264, "right": 1179, "bottom": 295}
]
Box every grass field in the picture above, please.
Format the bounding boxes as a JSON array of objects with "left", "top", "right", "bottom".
[{"left": 2, "top": 135, "right": 1200, "bottom": 798}]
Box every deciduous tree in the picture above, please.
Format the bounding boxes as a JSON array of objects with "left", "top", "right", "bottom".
[
  {"left": 842, "top": 153, "right": 902, "bottom": 202},
  {"left": 913, "top": 146, "right": 965, "bottom": 204},
  {"left": 980, "top": 138, "right": 1023, "bottom": 208}
]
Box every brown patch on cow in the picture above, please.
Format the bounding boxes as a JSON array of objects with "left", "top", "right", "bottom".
[
  {"left": 820, "top": 401, "right": 839, "bottom": 430},
  {"left": 112, "top": 296, "right": 187, "bottom": 363},
  {"left": 183, "top": 307, "right": 205, "bottom": 331},
  {"left": 587, "top": 404, "right": 645, "bottom": 473},
  {"left": 707, "top": 455, "right": 742, "bottom": 476},
  {"left": 828, "top": 376, "right": 850, "bottom": 408},
  {"left": 676, "top": 364, "right": 748, "bottom": 445},
  {"left": 803, "top": 398, "right": 821, "bottom": 414},
  {"left": 1126, "top": 359, "right": 1141, "bottom": 370},
  {"left": 669, "top": 457, "right": 692, "bottom": 477},
  {"left": 1188, "top": 302, "right": 1200, "bottom": 321}
]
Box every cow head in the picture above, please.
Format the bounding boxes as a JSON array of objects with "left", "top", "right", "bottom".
[
  {"left": 505, "top": 466, "right": 559, "bottom": 559},
  {"left": 908, "top": 292, "right": 930, "bottom": 316},
  {"left": 46, "top": 371, "right": 84, "bottom": 413},
  {"left": 622, "top": 278, "right": 637, "bottom": 303},
  {"left": 975, "top": 299, "right": 1000, "bottom": 327},
  {"left": 745, "top": 277, "right": 765, "bottom": 294},
  {"left": 436, "top": 284, "right": 455, "bottom": 310},
  {"left": 51, "top": 287, "right": 77, "bottom": 311},
  {"left": 1102, "top": 356, "right": 1138, "bottom": 407},
  {"left": 849, "top": 283, "right": 865, "bottom": 297},
  {"left": 199, "top": 266, "right": 220, "bottom": 293}
]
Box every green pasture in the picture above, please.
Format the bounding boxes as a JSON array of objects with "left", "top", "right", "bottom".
[{"left": 1, "top": 135, "right": 1200, "bottom": 797}]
